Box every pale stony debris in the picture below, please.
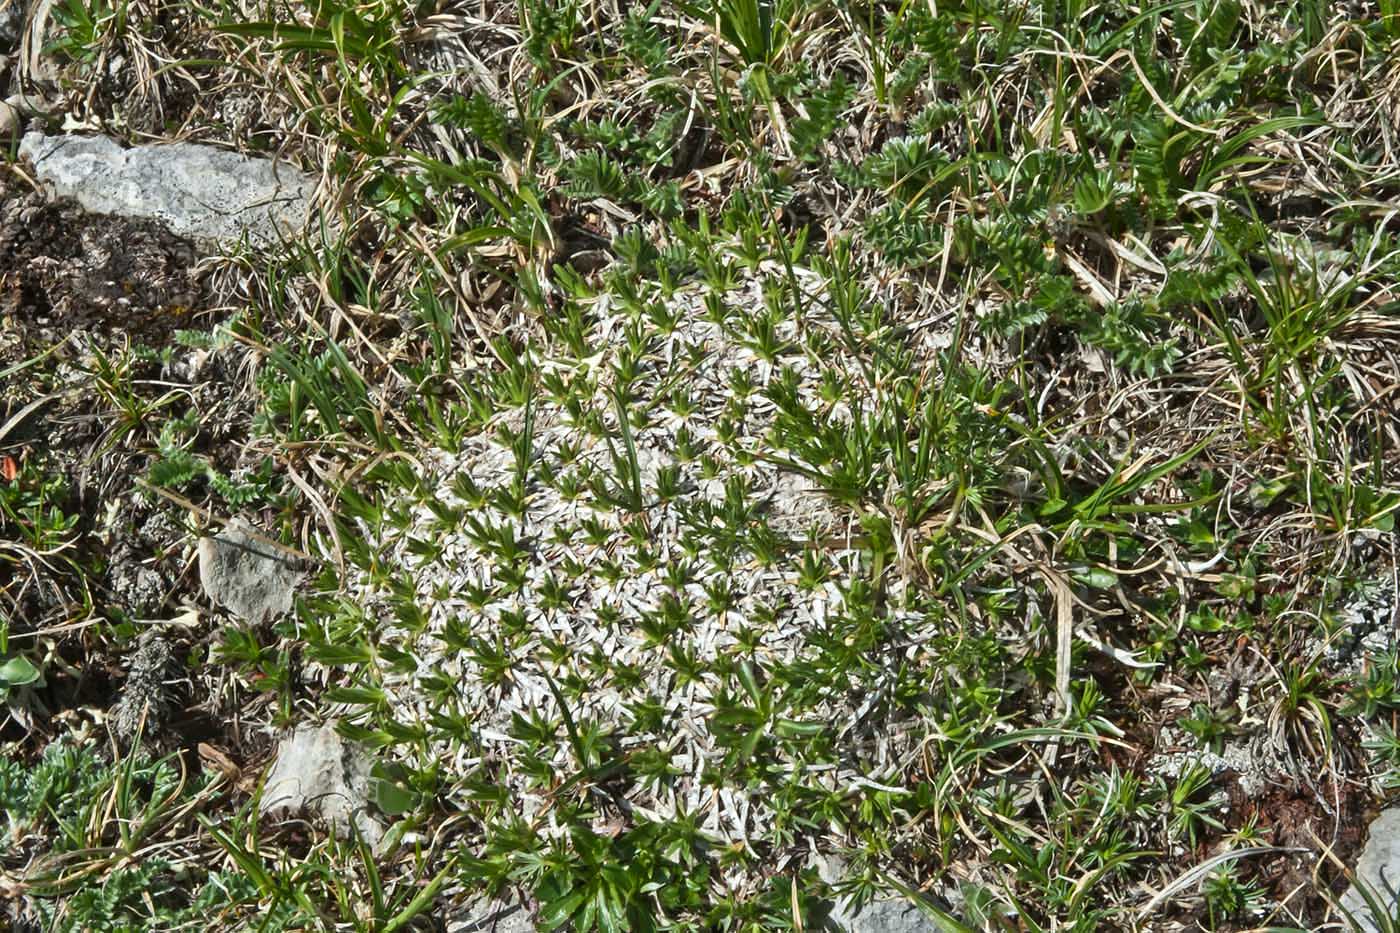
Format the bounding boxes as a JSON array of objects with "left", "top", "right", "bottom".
[
  {"left": 1148, "top": 724, "right": 1274, "bottom": 798},
  {"left": 444, "top": 897, "right": 537, "bottom": 933},
  {"left": 260, "top": 721, "right": 384, "bottom": 847},
  {"left": 815, "top": 855, "right": 948, "bottom": 933},
  {"left": 824, "top": 895, "right": 947, "bottom": 933},
  {"left": 1322, "top": 582, "right": 1398, "bottom": 677},
  {"left": 340, "top": 265, "right": 938, "bottom": 852},
  {"left": 0, "top": 0, "right": 23, "bottom": 51},
  {"left": 1340, "top": 807, "right": 1400, "bottom": 932},
  {"left": 18, "top": 131, "right": 316, "bottom": 246},
  {"left": 198, "top": 519, "right": 302, "bottom": 625},
  {"left": 219, "top": 94, "right": 259, "bottom": 137}
]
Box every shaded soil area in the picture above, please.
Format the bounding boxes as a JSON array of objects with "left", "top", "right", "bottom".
[
  {"left": 1234, "top": 774, "right": 1371, "bottom": 918},
  {"left": 0, "top": 170, "right": 257, "bottom": 758},
  {"left": 0, "top": 172, "right": 206, "bottom": 358}
]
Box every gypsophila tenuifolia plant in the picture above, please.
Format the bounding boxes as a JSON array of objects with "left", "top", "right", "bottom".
[{"left": 14, "top": 0, "right": 1400, "bottom": 926}]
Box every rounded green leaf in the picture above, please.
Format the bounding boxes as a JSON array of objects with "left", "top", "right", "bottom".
[{"left": 0, "top": 655, "right": 41, "bottom": 687}]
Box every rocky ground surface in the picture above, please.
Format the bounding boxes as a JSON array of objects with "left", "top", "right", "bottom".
[
  {"left": 6, "top": 132, "right": 1398, "bottom": 930},
  {"left": 4, "top": 0, "right": 1400, "bottom": 930}
]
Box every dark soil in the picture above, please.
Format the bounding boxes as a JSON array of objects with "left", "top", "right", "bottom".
[
  {"left": 1228, "top": 770, "right": 1371, "bottom": 921},
  {"left": 0, "top": 169, "right": 250, "bottom": 752},
  {"left": 0, "top": 172, "right": 208, "bottom": 360}
]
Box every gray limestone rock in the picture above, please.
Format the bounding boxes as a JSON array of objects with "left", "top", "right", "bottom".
[
  {"left": 18, "top": 131, "right": 316, "bottom": 246},
  {"left": 260, "top": 722, "right": 383, "bottom": 847},
  {"left": 826, "top": 895, "right": 944, "bottom": 933},
  {"left": 198, "top": 519, "right": 302, "bottom": 625},
  {"left": 815, "top": 856, "right": 948, "bottom": 933},
  {"left": 445, "top": 898, "right": 536, "bottom": 933},
  {"left": 1341, "top": 807, "right": 1400, "bottom": 932}
]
